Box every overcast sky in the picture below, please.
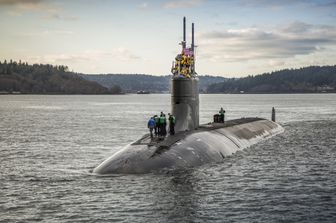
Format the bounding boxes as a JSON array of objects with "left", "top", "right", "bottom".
[{"left": 0, "top": 0, "right": 335, "bottom": 77}]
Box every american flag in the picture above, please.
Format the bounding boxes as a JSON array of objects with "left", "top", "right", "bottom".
[{"left": 184, "top": 48, "right": 194, "bottom": 56}]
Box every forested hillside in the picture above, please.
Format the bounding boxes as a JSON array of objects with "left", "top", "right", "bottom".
[
  {"left": 82, "top": 74, "right": 226, "bottom": 93},
  {"left": 207, "top": 66, "right": 336, "bottom": 93},
  {"left": 0, "top": 60, "right": 114, "bottom": 94},
  {"left": 2, "top": 60, "right": 335, "bottom": 94}
]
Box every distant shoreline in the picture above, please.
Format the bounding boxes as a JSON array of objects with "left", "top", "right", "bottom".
[
  {"left": 1, "top": 92, "right": 335, "bottom": 95},
  {"left": 0, "top": 92, "right": 125, "bottom": 95}
]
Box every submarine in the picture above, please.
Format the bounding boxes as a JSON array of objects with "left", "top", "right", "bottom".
[{"left": 93, "top": 17, "right": 284, "bottom": 174}]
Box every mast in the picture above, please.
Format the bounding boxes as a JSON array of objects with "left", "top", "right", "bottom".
[
  {"left": 191, "top": 22, "right": 194, "bottom": 52},
  {"left": 182, "top": 16, "right": 186, "bottom": 49},
  {"left": 191, "top": 22, "right": 195, "bottom": 74}
]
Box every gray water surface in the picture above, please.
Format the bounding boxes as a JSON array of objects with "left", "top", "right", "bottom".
[{"left": 1, "top": 94, "right": 336, "bottom": 222}]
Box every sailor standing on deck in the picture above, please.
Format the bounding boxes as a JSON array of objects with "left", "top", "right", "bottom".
[
  {"left": 158, "top": 112, "right": 164, "bottom": 137},
  {"left": 219, "top": 107, "right": 225, "bottom": 123},
  {"left": 147, "top": 117, "right": 156, "bottom": 138},
  {"left": 154, "top": 115, "right": 159, "bottom": 137},
  {"left": 163, "top": 115, "right": 167, "bottom": 136},
  {"left": 168, "top": 113, "right": 176, "bottom": 135},
  {"left": 159, "top": 113, "right": 167, "bottom": 137}
]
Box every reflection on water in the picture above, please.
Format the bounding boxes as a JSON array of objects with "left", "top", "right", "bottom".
[{"left": 1, "top": 94, "right": 336, "bottom": 222}]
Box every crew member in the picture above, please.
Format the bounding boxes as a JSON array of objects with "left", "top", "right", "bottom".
[
  {"left": 154, "top": 115, "right": 159, "bottom": 137},
  {"left": 219, "top": 107, "right": 225, "bottom": 123},
  {"left": 159, "top": 113, "right": 167, "bottom": 138},
  {"left": 168, "top": 113, "right": 176, "bottom": 135},
  {"left": 147, "top": 117, "right": 156, "bottom": 138},
  {"left": 163, "top": 114, "right": 167, "bottom": 136}
]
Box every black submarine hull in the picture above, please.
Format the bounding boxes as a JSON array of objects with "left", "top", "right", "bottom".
[{"left": 93, "top": 118, "right": 284, "bottom": 174}]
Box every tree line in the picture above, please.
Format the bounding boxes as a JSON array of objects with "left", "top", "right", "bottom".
[
  {"left": 0, "top": 60, "right": 121, "bottom": 94},
  {"left": 2, "top": 59, "right": 334, "bottom": 94},
  {"left": 206, "top": 66, "right": 336, "bottom": 93},
  {"left": 82, "top": 74, "right": 226, "bottom": 93}
]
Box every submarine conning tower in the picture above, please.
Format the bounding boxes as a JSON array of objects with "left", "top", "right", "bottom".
[{"left": 171, "top": 17, "right": 199, "bottom": 132}]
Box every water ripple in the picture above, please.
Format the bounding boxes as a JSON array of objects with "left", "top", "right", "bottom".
[{"left": 1, "top": 95, "right": 336, "bottom": 222}]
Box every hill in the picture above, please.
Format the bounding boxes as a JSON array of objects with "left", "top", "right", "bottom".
[
  {"left": 2, "top": 60, "right": 334, "bottom": 95},
  {"left": 207, "top": 66, "right": 336, "bottom": 93},
  {"left": 82, "top": 74, "right": 226, "bottom": 93},
  {"left": 0, "top": 60, "right": 114, "bottom": 94}
]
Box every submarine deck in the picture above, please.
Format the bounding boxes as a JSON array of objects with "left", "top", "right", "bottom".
[{"left": 132, "top": 117, "right": 264, "bottom": 151}]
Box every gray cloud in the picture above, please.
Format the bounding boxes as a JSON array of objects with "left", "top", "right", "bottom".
[
  {"left": 27, "top": 49, "right": 141, "bottom": 65},
  {"left": 43, "top": 13, "right": 78, "bottom": 21},
  {"left": 1, "top": 0, "right": 79, "bottom": 21},
  {"left": 138, "top": 2, "right": 149, "bottom": 9},
  {"left": 281, "top": 21, "right": 313, "bottom": 33},
  {"left": 222, "top": 0, "right": 336, "bottom": 8},
  {"left": 312, "top": 0, "right": 336, "bottom": 7},
  {"left": 0, "top": 0, "right": 43, "bottom": 6},
  {"left": 198, "top": 22, "right": 336, "bottom": 62},
  {"left": 189, "top": 0, "right": 336, "bottom": 9},
  {"left": 19, "top": 29, "right": 74, "bottom": 37},
  {"left": 236, "top": 0, "right": 308, "bottom": 7},
  {"left": 163, "top": 0, "right": 202, "bottom": 9}
]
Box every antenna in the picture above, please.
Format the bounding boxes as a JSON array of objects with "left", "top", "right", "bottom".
[
  {"left": 183, "top": 17, "right": 186, "bottom": 49},
  {"left": 191, "top": 22, "right": 194, "bottom": 52}
]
